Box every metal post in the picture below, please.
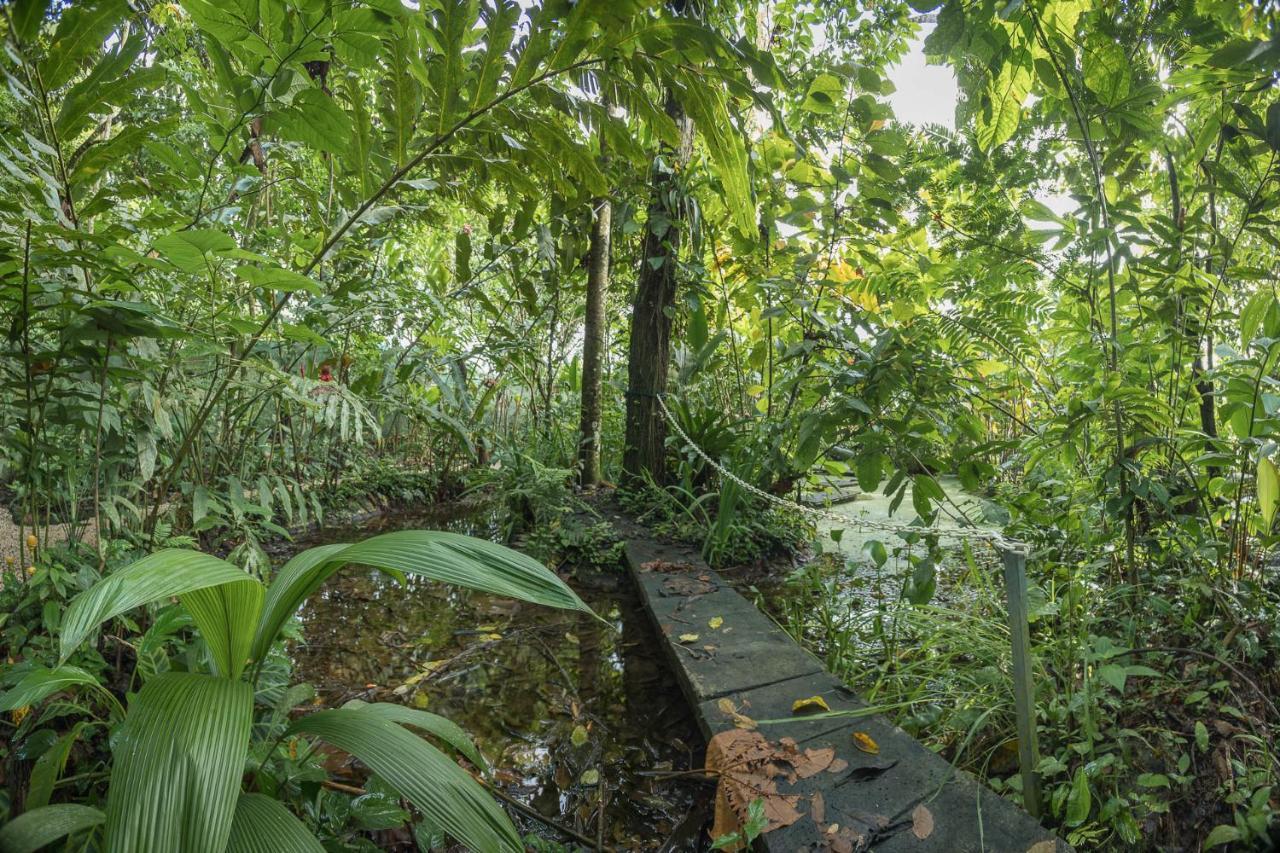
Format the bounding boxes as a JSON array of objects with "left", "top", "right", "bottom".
[{"left": 1001, "top": 546, "right": 1042, "bottom": 819}]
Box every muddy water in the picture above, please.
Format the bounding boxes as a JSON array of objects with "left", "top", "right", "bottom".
[{"left": 284, "top": 502, "right": 711, "bottom": 850}]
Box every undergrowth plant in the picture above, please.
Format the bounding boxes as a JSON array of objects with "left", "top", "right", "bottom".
[{"left": 0, "top": 531, "right": 597, "bottom": 851}]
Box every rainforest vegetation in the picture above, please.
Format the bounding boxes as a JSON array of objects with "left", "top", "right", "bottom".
[{"left": 1, "top": 0, "right": 1279, "bottom": 850}]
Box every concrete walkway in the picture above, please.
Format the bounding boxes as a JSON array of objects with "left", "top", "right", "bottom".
[{"left": 622, "top": 535, "right": 1068, "bottom": 852}]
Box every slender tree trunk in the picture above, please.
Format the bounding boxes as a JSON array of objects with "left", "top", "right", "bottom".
[
  {"left": 579, "top": 197, "right": 611, "bottom": 486},
  {"left": 623, "top": 91, "right": 692, "bottom": 486}
]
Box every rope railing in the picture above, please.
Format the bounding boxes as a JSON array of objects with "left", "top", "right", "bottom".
[{"left": 655, "top": 393, "right": 1030, "bottom": 556}]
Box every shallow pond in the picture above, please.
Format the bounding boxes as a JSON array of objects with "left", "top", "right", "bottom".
[{"left": 283, "top": 502, "right": 711, "bottom": 851}]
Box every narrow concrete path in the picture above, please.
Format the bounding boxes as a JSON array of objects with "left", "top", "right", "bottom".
[{"left": 623, "top": 536, "right": 1069, "bottom": 852}]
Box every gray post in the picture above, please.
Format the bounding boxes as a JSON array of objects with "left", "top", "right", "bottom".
[{"left": 1001, "top": 546, "right": 1042, "bottom": 819}]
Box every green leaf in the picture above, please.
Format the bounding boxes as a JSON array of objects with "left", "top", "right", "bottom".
[
  {"left": 341, "top": 699, "right": 486, "bottom": 769},
  {"left": 977, "top": 56, "right": 1031, "bottom": 150},
  {"left": 1136, "top": 773, "right": 1170, "bottom": 788},
  {"left": 680, "top": 80, "right": 755, "bottom": 235},
  {"left": 1083, "top": 40, "right": 1130, "bottom": 107},
  {"left": 28, "top": 723, "right": 86, "bottom": 808},
  {"left": 1097, "top": 663, "right": 1127, "bottom": 692},
  {"left": 1257, "top": 457, "right": 1278, "bottom": 528},
  {"left": 61, "top": 549, "right": 262, "bottom": 664},
  {"left": 0, "top": 804, "right": 104, "bottom": 853},
  {"left": 924, "top": 1, "right": 965, "bottom": 58},
  {"left": 802, "top": 74, "right": 844, "bottom": 114},
  {"left": 235, "top": 265, "right": 322, "bottom": 295},
  {"left": 39, "top": 0, "right": 127, "bottom": 91},
  {"left": 105, "top": 673, "right": 253, "bottom": 853},
  {"left": 182, "top": 579, "right": 265, "bottom": 679},
  {"left": 226, "top": 793, "right": 324, "bottom": 853},
  {"left": 252, "top": 532, "right": 596, "bottom": 661},
  {"left": 1065, "top": 767, "right": 1091, "bottom": 826},
  {"left": 153, "top": 229, "right": 236, "bottom": 273},
  {"left": 9, "top": 0, "right": 49, "bottom": 44},
  {"left": 288, "top": 709, "right": 521, "bottom": 852},
  {"left": 1265, "top": 100, "right": 1280, "bottom": 153},
  {"left": 182, "top": 0, "right": 252, "bottom": 46},
  {"left": 1203, "top": 824, "right": 1243, "bottom": 848},
  {"left": 0, "top": 665, "right": 102, "bottom": 711},
  {"left": 431, "top": 0, "right": 479, "bottom": 135},
  {"left": 1195, "top": 721, "right": 1209, "bottom": 752},
  {"left": 856, "top": 453, "right": 882, "bottom": 491},
  {"left": 268, "top": 89, "right": 354, "bottom": 155}
]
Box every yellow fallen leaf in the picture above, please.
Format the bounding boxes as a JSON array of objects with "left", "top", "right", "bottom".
[
  {"left": 708, "top": 616, "right": 724, "bottom": 629},
  {"left": 791, "top": 695, "right": 831, "bottom": 714},
  {"left": 852, "top": 731, "right": 879, "bottom": 754},
  {"left": 678, "top": 633, "right": 700, "bottom": 643}
]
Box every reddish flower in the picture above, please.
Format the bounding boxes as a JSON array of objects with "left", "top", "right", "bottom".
[{"left": 319, "top": 365, "right": 333, "bottom": 382}]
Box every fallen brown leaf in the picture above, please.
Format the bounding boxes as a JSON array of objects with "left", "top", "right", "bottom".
[{"left": 911, "top": 804, "right": 934, "bottom": 840}]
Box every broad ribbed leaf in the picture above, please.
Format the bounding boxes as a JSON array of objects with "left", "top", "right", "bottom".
[
  {"left": 105, "top": 672, "right": 253, "bottom": 853},
  {"left": 252, "top": 532, "right": 594, "bottom": 660},
  {"left": 39, "top": 0, "right": 127, "bottom": 91},
  {"left": 61, "top": 549, "right": 262, "bottom": 664},
  {"left": 226, "top": 793, "right": 323, "bottom": 853},
  {"left": 0, "top": 665, "right": 100, "bottom": 711},
  {"left": 288, "top": 709, "right": 520, "bottom": 852},
  {"left": 681, "top": 79, "right": 754, "bottom": 234},
  {"left": 342, "top": 700, "right": 485, "bottom": 769},
  {"left": 182, "top": 578, "right": 265, "bottom": 679},
  {"left": 0, "top": 804, "right": 104, "bottom": 853}
]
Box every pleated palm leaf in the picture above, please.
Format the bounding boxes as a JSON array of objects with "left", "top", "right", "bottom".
[{"left": 0, "top": 530, "right": 597, "bottom": 852}]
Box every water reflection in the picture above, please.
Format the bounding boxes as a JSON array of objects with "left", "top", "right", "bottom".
[{"left": 286, "top": 502, "right": 710, "bottom": 849}]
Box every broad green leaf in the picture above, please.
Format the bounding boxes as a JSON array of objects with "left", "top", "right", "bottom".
[
  {"left": 61, "top": 550, "right": 261, "bottom": 663},
  {"left": 9, "top": 0, "right": 49, "bottom": 44},
  {"left": 681, "top": 80, "right": 755, "bottom": 234},
  {"left": 0, "top": 665, "right": 102, "bottom": 711},
  {"left": 182, "top": 579, "right": 265, "bottom": 679},
  {"left": 226, "top": 793, "right": 324, "bottom": 853},
  {"left": 235, "top": 265, "right": 322, "bottom": 295},
  {"left": 182, "top": 0, "right": 252, "bottom": 46},
  {"left": 1083, "top": 39, "right": 1130, "bottom": 107},
  {"left": 1195, "top": 720, "right": 1209, "bottom": 752},
  {"left": 1065, "top": 767, "right": 1091, "bottom": 826},
  {"left": 105, "top": 673, "right": 253, "bottom": 853},
  {"left": 977, "top": 56, "right": 1031, "bottom": 150},
  {"left": 288, "top": 709, "right": 521, "bottom": 852},
  {"left": 1097, "top": 663, "right": 1126, "bottom": 693},
  {"left": 0, "top": 804, "right": 104, "bottom": 853},
  {"left": 267, "top": 89, "right": 354, "bottom": 155},
  {"left": 154, "top": 229, "right": 236, "bottom": 273},
  {"left": 1203, "top": 825, "right": 1242, "bottom": 848},
  {"left": 39, "top": 0, "right": 127, "bottom": 91},
  {"left": 802, "top": 74, "right": 844, "bottom": 114},
  {"left": 856, "top": 453, "right": 882, "bottom": 491},
  {"left": 1259, "top": 457, "right": 1279, "bottom": 528},
  {"left": 28, "top": 723, "right": 86, "bottom": 808},
  {"left": 342, "top": 699, "right": 486, "bottom": 769},
  {"left": 252, "top": 532, "right": 596, "bottom": 661},
  {"left": 431, "top": 0, "right": 479, "bottom": 135},
  {"left": 924, "top": 0, "right": 964, "bottom": 57}
]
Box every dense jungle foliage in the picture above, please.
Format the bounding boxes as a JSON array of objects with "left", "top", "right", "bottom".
[{"left": 1, "top": 0, "right": 1280, "bottom": 850}]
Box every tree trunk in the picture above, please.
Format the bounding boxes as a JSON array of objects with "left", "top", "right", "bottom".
[
  {"left": 578, "top": 196, "right": 611, "bottom": 486},
  {"left": 623, "top": 92, "right": 693, "bottom": 486}
]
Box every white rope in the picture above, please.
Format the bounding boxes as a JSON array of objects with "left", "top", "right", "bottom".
[{"left": 655, "top": 394, "right": 1029, "bottom": 556}]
